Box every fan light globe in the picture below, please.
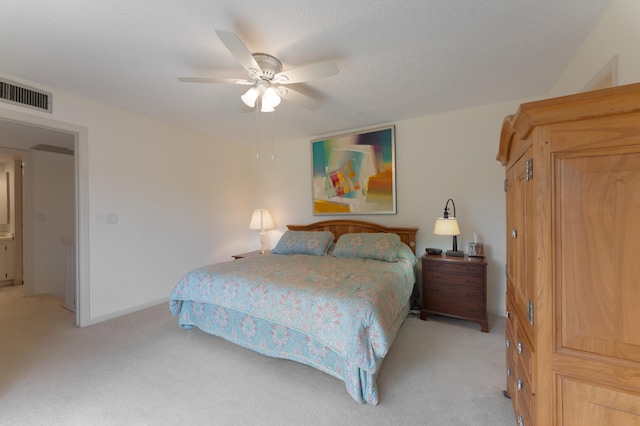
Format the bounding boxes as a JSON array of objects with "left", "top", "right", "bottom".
[
  {"left": 260, "top": 103, "right": 275, "bottom": 113},
  {"left": 260, "top": 87, "right": 281, "bottom": 112},
  {"left": 263, "top": 87, "right": 281, "bottom": 107},
  {"left": 241, "top": 87, "right": 258, "bottom": 107}
]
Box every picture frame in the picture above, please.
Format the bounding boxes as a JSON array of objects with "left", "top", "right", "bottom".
[{"left": 311, "top": 125, "right": 396, "bottom": 215}]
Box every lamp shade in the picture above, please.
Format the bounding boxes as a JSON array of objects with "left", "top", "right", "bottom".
[
  {"left": 249, "top": 209, "right": 274, "bottom": 230},
  {"left": 433, "top": 217, "right": 460, "bottom": 236}
]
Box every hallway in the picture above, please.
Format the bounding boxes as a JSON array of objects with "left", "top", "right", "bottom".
[{"left": 0, "top": 284, "right": 23, "bottom": 305}]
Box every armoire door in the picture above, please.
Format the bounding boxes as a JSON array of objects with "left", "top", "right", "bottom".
[{"left": 553, "top": 147, "right": 640, "bottom": 424}]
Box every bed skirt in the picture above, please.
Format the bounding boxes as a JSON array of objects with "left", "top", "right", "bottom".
[{"left": 171, "top": 299, "right": 410, "bottom": 405}]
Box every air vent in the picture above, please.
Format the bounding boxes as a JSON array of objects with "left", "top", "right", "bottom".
[{"left": 0, "top": 78, "right": 52, "bottom": 113}]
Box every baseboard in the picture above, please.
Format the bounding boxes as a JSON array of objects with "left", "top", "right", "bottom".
[{"left": 84, "top": 296, "right": 169, "bottom": 327}]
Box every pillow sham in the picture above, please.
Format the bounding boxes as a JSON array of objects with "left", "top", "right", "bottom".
[
  {"left": 272, "top": 231, "right": 335, "bottom": 256},
  {"left": 395, "top": 242, "right": 418, "bottom": 264},
  {"left": 332, "top": 232, "right": 401, "bottom": 262}
]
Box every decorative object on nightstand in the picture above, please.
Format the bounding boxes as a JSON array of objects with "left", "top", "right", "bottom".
[
  {"left": 249, "top": 209, "right": 274, "bottom": 254},
  {"left": 433, "top": 198, "right": 464, "bottom": 257},
  {"left": 420, "top": 254, "right": 488, "bottom": 332},
  {"left": 467, "top": 232, "right": 484, "bottom": 258}
]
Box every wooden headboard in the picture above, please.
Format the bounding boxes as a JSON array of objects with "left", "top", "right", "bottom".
[{"left": 287, "top": 220, "right": 419, "bottom": 254}]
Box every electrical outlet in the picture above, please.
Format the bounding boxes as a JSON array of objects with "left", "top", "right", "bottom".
[{"left": 105, "top": 213, "right": 118, "bottom": 224}]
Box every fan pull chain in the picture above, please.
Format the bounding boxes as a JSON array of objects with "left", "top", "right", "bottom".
[
  {"left": 270, "top": 111, "right": 275, "bottom": 160},
  {"left": 255, "top": 104, "right": 260, "bottom": 159}
]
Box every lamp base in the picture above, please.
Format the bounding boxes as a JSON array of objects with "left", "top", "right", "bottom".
[{"left": 445, "top": 250, "right": 465, "bottom": 257}]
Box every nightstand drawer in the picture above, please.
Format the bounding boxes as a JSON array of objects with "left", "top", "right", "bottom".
[
  {"left": 424, "top": 271, "right": 484, "bottom": 288},
  {"left": 424, "top": 284, "right": 483, "bottom": 308},
  {"left": 422, "top": 298, "right": 485, "bottom": 318},
  {"left": 424, "top": 261, "right": 484, "bottom": 275},
  {"left": 423, "top": 282, "right": 457, "bottom": 300}
]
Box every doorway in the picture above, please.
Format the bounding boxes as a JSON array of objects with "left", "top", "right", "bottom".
[{"left": 0, "top": 108, "right": 88, "bottom": 326}]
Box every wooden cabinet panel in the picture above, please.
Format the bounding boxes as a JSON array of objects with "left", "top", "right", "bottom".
[
  {"left": 505, "top": 307, "right": 516, "bottom": 400},
  {"left": 516, "top": 356, "right": 534, "bottom": 423},
  {"left": 560, "top": 376, "right": 640, "bottom": 426},
  {"left": 556, "top": 150, "right": 640, "bottom": 361}
]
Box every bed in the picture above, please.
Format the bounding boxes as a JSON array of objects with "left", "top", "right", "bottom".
[{"left": 169, "top": 220, "right": 419, "bottom": 405}]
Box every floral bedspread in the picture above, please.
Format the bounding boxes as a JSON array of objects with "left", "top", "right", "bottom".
[{"left": 169, "top": 253, "right": 416, "bottom": 404}]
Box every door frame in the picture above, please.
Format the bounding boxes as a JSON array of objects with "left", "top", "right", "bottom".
[{"left": 0, "top": 108, "right": 89, "bottom": 326}]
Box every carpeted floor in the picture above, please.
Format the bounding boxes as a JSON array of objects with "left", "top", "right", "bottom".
[{"left": 0, "top": 295, "right": 514, "bottom": 425}]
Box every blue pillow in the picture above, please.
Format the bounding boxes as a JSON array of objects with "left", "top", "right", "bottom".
[
  {"left": 272, "top": 231, "right": 335, "bottom": 256},
  {"left": 332, "top": 233, "right": 401, "bottom": 262}
]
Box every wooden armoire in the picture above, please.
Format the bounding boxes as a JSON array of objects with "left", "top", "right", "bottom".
[{"left": 497, "top": 83, "right": 640, "bottom": 425}]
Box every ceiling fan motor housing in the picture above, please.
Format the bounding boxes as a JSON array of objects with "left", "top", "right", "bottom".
[{"left": 251, "top": 53, "right": 283, "bottom": 81}]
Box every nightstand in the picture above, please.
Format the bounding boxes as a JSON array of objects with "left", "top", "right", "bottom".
[
  {"left": 420, "top": 254, "right": 488, "bottom": 332},
  {"left": 231, "top": 250, "right": 262, "bottom": 259}
]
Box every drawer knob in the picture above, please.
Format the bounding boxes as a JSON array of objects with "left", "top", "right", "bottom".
[
  {"left": 505, "top": 311, "right": 511, "bottom": 319},
  {"left": 517, "top": 342, "right": 523, "bottom": 354},
  {"left": 517, "top": 379, "right": 523, "bottom": 391},
  {"left": 517, "top": 415, "right": 524, "bottom": 426},
  {"left": 505, "top": 339, "right": 510, "bottom": 348},
  {"left": 512, "top": 228, "right": 517, "bottom": 238},
  {"left": 507, "top": 367, "right": 512, "bottom": 376}
]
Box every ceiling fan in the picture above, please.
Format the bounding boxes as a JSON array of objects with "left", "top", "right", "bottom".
[{"left": 178, "top": 30, "right": 339, "bottom": 112}]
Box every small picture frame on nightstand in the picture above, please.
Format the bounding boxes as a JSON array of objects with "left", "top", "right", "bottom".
[{"left": 468, "top": 242, "right": 484, "bottom": 258}]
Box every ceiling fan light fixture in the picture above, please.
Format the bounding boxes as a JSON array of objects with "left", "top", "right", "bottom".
[
  {"left": 178, "top": 30, "right": 340, "bottom": 113},
  {"left": 263, "top": 87, "right": 281, "bottom": 107},
  {"left": 241, "top": 87, "right": 258, "bottom": 107},
  {"left": 260, "top": 102, "right": 275, "bottom": 113}
]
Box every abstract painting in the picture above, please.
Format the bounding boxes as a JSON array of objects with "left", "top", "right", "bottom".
[{"left": 311, "top": 126, "right": 396, "bottom": 215}]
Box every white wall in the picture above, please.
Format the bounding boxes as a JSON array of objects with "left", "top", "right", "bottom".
[
  {"left": 0, "top": 73, "right": 253, "bottom": 324},
  {"left": 31, "top": 150, "right": 74, "bottom": 299},
  {"left": 252, "top": 101, "right": 522, "bottom": 316},
  {"left": 549, "top": 0, "right": 640, "bottom": 96}
]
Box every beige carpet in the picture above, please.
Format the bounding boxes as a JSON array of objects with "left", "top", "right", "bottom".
[{"left": 0, "top": 295, "right": 514, "bottom": 425}]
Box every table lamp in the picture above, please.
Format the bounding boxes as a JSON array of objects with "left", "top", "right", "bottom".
[
  {"left": 434, "top": 198, "right": 464, "bottom": 257},
  {"left": 249, "top": 209, "right": 274, "bottom": 254}
]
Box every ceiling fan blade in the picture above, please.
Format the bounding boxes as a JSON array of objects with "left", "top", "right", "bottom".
[
  {"left": 279, "top": 86, "right": 321, "bottom": 110},
  {"left": 215, "top": 30, "right": 261, "bottom": 74},
  {"left": 274, "top": 61, "right": 338, "bottom": 84},
  {"left": 177, "top": 77, "right": 250, "bottom": 84}
]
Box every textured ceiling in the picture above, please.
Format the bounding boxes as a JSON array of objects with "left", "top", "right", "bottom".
[{"left": 0, "top": 0, "right": 611, "bottom": 147}]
